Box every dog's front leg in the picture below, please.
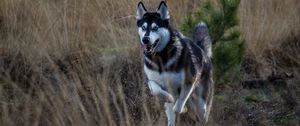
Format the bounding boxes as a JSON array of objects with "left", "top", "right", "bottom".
[
  {"left": 148, "top": 81, "right": 175, "bottom": 102},
  {"left": 173, "top": 83, "right": 195, "bottom": 113},
  {"left": 165, "top": 102, "right": 176, "bottom": 126}
]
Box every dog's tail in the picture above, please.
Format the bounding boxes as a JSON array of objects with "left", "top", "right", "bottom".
[{"left": 192, "top": 22, "right": 212, "bottom": 58}]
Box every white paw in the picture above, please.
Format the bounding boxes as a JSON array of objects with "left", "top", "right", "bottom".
[
  {"left": 173, "top": 101, "right": 186, "bottom": 113},
  {"left": 181, "top": 107, "right": 188, "bottom": 113}
]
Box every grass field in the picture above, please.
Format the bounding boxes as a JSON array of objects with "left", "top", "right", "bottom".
[{"left": 0, "top": 0, "right": 299, "bottom": 125}]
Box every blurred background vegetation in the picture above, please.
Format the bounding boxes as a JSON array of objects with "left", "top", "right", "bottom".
[
  {"left": 0, "top": 0, "right": 299, "bottom": 125},
  {"left": 182, "top": 0, "right": 244, "bottom": 85}
]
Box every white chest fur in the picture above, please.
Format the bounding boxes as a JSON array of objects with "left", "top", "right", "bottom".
[{"left": 144, "top": 65, "right": 185, "bottom": 92}]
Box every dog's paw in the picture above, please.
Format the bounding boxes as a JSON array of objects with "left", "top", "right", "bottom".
[
  {"left": 174, "top": 106, "right": 187, "bottom": 114},
  {"left": 173, "top": 102, "right": 187, "bottom": 114},
  {"left": 181, "top": 107, "right": 188, "bottom": 113},
  {"left": 167, "top": 123, "right": 175, "bottom": 126}
]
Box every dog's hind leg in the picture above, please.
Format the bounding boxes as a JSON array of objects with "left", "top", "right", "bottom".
[
  {"left": 173, "top": 82, "right": 196, "bottom": 113},
  {"left": 194, "top": 85, "right": 206, "bottom": 120},
  {"left": 165, "top": 102, "right": 176, "bottom": 126},
  {"left": 194, "top": 77, "right": 214, "bottom": 122},
  {"left": 204, "top": 77, "right": 214, "bottom": 122},
  {"left": 173, "top": 71, "right": 201, "bottom": 113}
]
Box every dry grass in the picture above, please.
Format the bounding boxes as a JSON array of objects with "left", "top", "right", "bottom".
[
  {"left": 0, "top": 0, "right": 299, "bottom": 126},
  {"left": 239, "top": 0, "right": 300, "bottom": 79},
  {"left": 240, "top": 0, "right": 300, "bottom": 55}
]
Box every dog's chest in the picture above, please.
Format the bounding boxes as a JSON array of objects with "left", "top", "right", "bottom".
[{"left": 144, "top": 65, "right": 185, "bottom": 89}]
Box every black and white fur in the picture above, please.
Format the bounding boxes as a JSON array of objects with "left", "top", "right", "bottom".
[{"left": 136, "top": 1, "right": 214, "bottom": 125}]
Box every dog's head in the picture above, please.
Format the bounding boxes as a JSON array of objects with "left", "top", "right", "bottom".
[{"left": 136, "top": 1, "right": 171, "bottom": 55}]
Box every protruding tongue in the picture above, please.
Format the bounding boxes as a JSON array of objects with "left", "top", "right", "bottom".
[{"left": 142, "top": 44, "right": 151, "bottom": 50}]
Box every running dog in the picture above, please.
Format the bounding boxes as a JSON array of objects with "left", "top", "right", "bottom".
[{"left": 136, "top": 1, "right": 214, "bottom": 125}]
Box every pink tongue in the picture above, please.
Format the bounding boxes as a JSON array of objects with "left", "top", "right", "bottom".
[{"left": 143, "top": 44, "right": 150, "bottom": 50}]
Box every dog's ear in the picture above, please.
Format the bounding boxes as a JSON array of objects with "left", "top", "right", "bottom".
[
  {"left": 136, "top": 1, "right": 147, "bottom": 20},
  {"left": 157, "top": 1, "right": 170, "bottom": 20}
]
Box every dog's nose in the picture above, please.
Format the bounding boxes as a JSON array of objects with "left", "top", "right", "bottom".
[{"left": 142, "top": 37, "right": 150, "bottom": 44}]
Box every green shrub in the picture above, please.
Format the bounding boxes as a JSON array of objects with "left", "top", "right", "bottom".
[{"left": 181, "top": 0, "right": 245, "bottom": 84}]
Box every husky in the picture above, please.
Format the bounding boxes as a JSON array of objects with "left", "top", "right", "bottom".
[{"left": 136, "top": 1, "right": 214, "bottom": 125}]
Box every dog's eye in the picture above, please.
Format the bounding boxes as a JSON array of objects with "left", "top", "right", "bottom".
[
  {"left": 142, "top": 26, "right": 146, "bottom": 31},
  {"left": 152, "top": 26, "right": 158, "bottom": 31}
]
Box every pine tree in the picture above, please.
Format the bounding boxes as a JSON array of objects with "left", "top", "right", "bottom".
[{"left": 181, "top": 0, "right": 245, "bottom": 84}]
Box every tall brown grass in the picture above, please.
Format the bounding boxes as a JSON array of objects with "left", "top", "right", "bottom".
[
  {"left": 239, "top": 0, "right": 300, "bottom": 79},
  {"left": 0, "top": 0, "right": 203, "bottom": 125},
  {"left": 0, "top": 0, "right": 299, "bottom": 126}
]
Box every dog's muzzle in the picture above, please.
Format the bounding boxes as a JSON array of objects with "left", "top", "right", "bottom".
[{"left": 141, "top": 39, "right": 159, "bottom": 55}]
